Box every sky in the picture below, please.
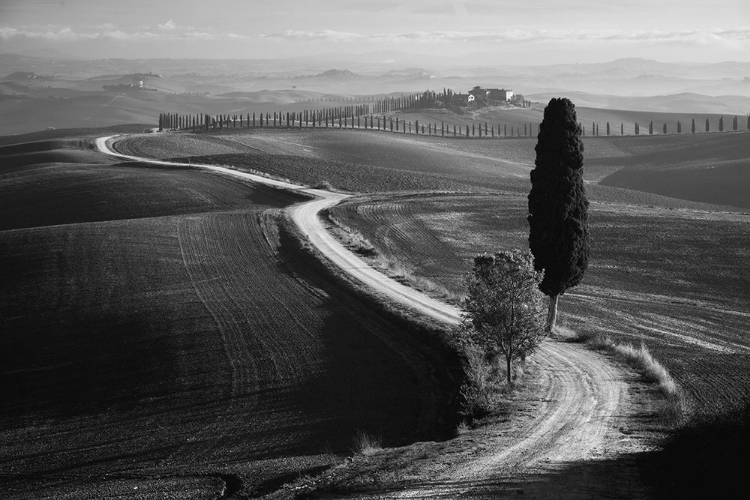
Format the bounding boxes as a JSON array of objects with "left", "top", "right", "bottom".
[{"left": 1, "top": 0, "right": 749, "bottom": 64}]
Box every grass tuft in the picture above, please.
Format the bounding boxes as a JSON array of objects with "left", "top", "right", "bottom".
[
  {"left": 570, "top": 328, "right": 684, "bottom": 425},
  {"left": 352, "top": 430, "right": 382, "bottom": 456},
  {"left": 312, "top": 180, "right": 334, "bottom": 191}
]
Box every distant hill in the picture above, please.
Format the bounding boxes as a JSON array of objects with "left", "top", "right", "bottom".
[{"left": 529, "top": 91, "right": 750, "bottom": 115}]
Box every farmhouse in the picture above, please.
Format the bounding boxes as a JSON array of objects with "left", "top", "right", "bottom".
[
  {"left": 488, "top": 88, "right": 513, "bottom": 102},
  {"left": 451, "top": 92, "right": 470, "bottom": 104},
  {"left": 466, "top": 86, "right": 514, "bottom": 104}
]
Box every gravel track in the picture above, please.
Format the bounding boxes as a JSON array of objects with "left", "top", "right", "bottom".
[{"left": 97, "top": 134, "right": 645, "bottom": 497}]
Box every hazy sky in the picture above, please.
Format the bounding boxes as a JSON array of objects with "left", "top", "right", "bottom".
[{"left": 1, "top": 0, "right": 749, "bottom": 63}]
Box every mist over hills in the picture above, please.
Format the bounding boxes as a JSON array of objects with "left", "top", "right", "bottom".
[{"left": 1, "top": 51, "right": 749, "bottom": 135}]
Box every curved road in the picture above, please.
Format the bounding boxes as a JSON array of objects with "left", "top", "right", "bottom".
[{"left": 96, "top": 134, "right": 640, "bottom": 496}]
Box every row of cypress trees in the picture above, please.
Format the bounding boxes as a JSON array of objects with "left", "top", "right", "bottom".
[
  {"left": 582, "top": 115, "right": 749, "bottom": 136},
  {"left": 159, "top": 111, "right": 750, "bottom": 138}
]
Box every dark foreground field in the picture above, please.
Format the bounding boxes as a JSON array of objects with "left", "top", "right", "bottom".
[{"left": 0, "top": 135, "right": 459, "bottom": 498}]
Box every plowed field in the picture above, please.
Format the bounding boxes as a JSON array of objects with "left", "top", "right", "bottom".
[
  {"left": 331, "top": 192, "right": 750, "bottom": 412},
  {"left": 0, "top": 140, "right": 459, "bottom": 498},
  {"left": 115, "top": 128, "right": 750, "bottom": 210}
]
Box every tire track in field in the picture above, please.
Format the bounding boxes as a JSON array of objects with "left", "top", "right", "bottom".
[
  {"left": 97, "top": 136, "right": 454, "bottom": 466},
  {"left": 171, "top": 211, "right": 343, "bottom": 462},
  {"left": 341, "top": 197, "right": 460, "bottom": 277}
]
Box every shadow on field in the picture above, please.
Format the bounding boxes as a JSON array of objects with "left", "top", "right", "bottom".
[
  {"left": 640, "top": 401, "right": 750, "bottom": 500},
  {"left": 274, "top": 216, "right": 465, "bottom": 451},
  {"left": 0, "top": 312, "right": 178, "bottom": 423},
  {"left": 304, "top": 452, "right": 656, "bottom": 499}
]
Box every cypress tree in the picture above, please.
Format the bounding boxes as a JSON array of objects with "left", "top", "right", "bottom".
[
  {"left": 663, "top": 123, "right": 667, "bottom": 134},
  {"left": 706, "top": 118, "right": 710, "bottom": 132},
  {"left": 606, "top": 122, "right": 610, "bottom": 135},
  {"left": 635, "top": 122, "right": 640, "bottom": 135},
  {"left": 719, "top": 116, "right": 724, "bottom": 132},
  {"left": 649, "top": 121, "right": 653, "bottom": 135},
  {"left": 621, "top": 122, "right": 624, "bottom": 135},
  {"left": 733, "top": 115, "right": 738, "bottom": 131},
  {"left": 528, "top": 98, "right": 589, "bottom": 332},
  {"left": 692, "top": 118, "right": 696, "bottom": 133},
  {"left": 677, "top": 121, "right": 682, "bottom": 134}
]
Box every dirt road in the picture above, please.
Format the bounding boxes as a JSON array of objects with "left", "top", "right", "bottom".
[{"left": 97, "top": 135, "right": 649, "bottom": 497}]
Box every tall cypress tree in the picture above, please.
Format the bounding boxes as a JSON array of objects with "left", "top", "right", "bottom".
[
  {"left": 528, "top": 98, "right": 589, "bottom": 332},
  {"left": 692, "top": 118, "right": 696, "bottom": 133},
  {"left": 719, "top": 116, "right": 724, "bottom": 132},
  {"left": 706, "top": 118, "right": 710, "bottom": 132}
]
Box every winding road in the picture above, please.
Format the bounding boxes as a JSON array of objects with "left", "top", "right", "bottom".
[{"left": 96, "top": 134, "right": 645, "bottom": 497}]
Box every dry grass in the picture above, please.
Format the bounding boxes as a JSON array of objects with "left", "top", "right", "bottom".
[
  {"left": 352, "top": 430, "right": 382, "bottom": 456},
  {"left": 569, "top": 328, "right": 684, "bottom": 425},
  {"left": 322, "top": 211, "right": 378, "bottom": 257}
]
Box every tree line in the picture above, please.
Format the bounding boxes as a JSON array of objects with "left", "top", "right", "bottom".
[
  {"left": 584, "top": 115, "right": 749, "bottom": 136},
  {"left": 159, "top": 110, "right": 750, "bottom": 138}
]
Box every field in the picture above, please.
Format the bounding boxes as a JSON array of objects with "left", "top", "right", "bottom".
[
  {"left": 115, "top": 127, "right": 750, "bottom": 415},
  {"left": 332, "top": 193, "right": 750, "bottom": 411},
  {"left": 0, "top": 135, "right": 460, "bottom": 498},
  {"left": 3, "top": 122, "right": 749, "bottom": 498}
]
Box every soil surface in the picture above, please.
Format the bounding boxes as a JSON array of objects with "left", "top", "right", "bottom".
[{"left": 0, "top": 136, "right": 460, "bottom": 499}]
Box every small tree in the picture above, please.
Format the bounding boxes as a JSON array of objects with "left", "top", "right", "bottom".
[
  {"left": 529, "top": 98, "right": 589, "bottom": 332},
  {"left": 463, "top": 251, "right": 547, "bottom": 383}
]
